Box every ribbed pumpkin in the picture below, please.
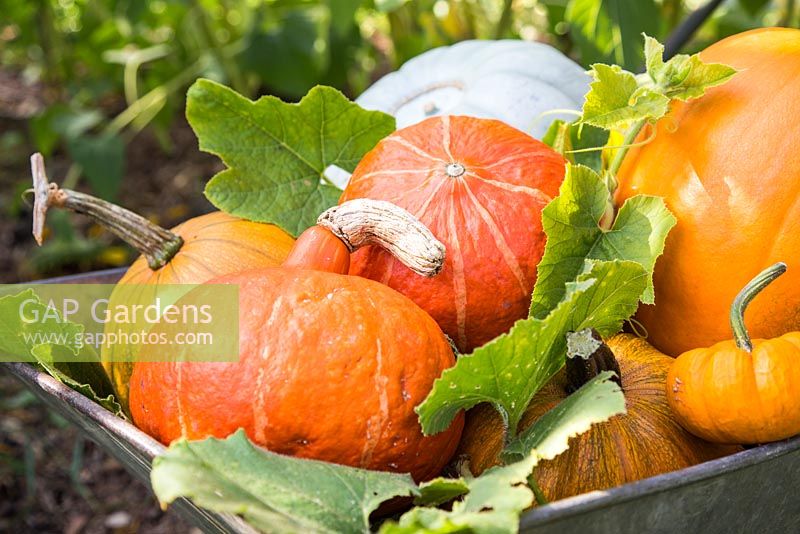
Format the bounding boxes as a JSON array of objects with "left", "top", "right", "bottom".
[
  {"left": 30, "top": 154, "right": 294, "bottom": 410},
  {"left": 668, "top": 263, "right": 800, "bottom": 444},
  {"left": 341, "top": 115, "right": 566, "bottom": 351},
  {"left": 615, "top": 28, "right": 800, "bottom": 356},
  {"left": 130, "top": 199, "right": 464, "bottom": 481},
  {"left": 456, "top": 332, "right": 738, "bottom": 501},
  {"left": 355, "top": 40, "right": 590, "bottom": 139}
]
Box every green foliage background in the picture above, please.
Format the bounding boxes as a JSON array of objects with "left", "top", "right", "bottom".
[{"left": 0, "top": 0, "right": 795, "bottom": 275}]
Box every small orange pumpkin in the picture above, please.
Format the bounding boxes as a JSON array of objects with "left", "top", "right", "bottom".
[
  {"left": 30, "top": 154, "right": 294, "bottom": 410},
  {"left": 668, "top": 262, "right": 800, "bottom": 444}
]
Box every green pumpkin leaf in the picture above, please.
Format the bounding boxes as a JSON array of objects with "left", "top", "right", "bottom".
[
  {"left": 187, "top": 79, "right": 395, "bottom": 237},
  {"left": 643, "top": 35, "right": 738, "bottom": 102},
  {"left": 384, "top": 373, "right": 626, "bottom": 534},
  {"left": 530, "top": 164, "right": 676, "bottom": 318},
  {"left": 579, "top": 35, "right": 736, "bottom": 131},
  {"left": 416, "top": 259, "right": 646, "bottom": 438},
  {"left": 413, "top": 477, "right": 470, "bottom": 507},
  {"left": 580, "top": 64, "right": 670, "bottom": 130},
  {"left": 31, "top": 344, "right": 122, "bottom": 415},
  {"left": 503, "top": 371, "right": 625, "bottom": 463},
  {"left": 0, "top": 290, "right": 79, "bottom": 361},
  {"left": 380, "top": 459, "right": 532, "bottom": 533},
  {"left": 542, "top": 120, "right": 610, "bottom": 174},
  {"left": 0, "top": 290, "right": 120, "bottom": 415},
  {"left": 151, "top": 430, "right": 418, "bottom": 534}
]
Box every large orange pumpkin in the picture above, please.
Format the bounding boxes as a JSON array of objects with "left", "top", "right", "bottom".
[
  {"left": 341, "top": 116, "right": 566, "bottom": 351},
  {"left": 130, "top": 199, "right": 464, "bottom": 481},
  {"left": 30, "top": 154, "right": 294, "bottom": 410},
  {"left": 615, "top": 28, "right": 800, "bottom": 356}
]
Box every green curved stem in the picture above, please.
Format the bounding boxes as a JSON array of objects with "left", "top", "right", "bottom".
[
  {"left": 608, "top": 119, "right": 647, "bottom": 176},
  {"left": 731, "top": 262, "right": 787, "bottom": 352},
  {"left": 527, "top": 472, "right": 548, "bottom": 506}
]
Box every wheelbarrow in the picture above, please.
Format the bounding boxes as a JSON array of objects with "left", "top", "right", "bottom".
[{"left": 3, "top": 268, "right": 800, "bottom": 533}]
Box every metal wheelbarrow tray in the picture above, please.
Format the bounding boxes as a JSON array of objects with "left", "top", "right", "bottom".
[{"left": 3, "top": 268, "right": 799, "bottom": 533}]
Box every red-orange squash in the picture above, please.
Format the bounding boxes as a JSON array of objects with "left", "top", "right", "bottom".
[
  {"left": 616, "top": 28, "right": 800, "bottom": 356},
  {"left": 30, "top": 153, "right": 295, "bottom": 411},
  {"left": 341, "top": 115, "right": 566, "bottom": 351},
  {"left": 129, "top": 200, "right": 464, "bottom": 481}
]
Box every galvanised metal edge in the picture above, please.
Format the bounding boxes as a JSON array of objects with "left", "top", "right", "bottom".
[{"left": 518, "top": 434, "right": 800, "bottom": 530}]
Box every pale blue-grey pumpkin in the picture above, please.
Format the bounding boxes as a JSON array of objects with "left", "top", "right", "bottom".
[{"left": 325, "top": 39, "right": 589, "bottom": 188}]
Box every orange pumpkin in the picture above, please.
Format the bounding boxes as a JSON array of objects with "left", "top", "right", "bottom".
[
  {"left": 615, "top": 28, "right": 800, "bottom": 356},
  {"left": 668, "top": 262, "right": 800, "bottom": 444},
  {"left": 129, "top": 199, "right": 464, "bottom": 481},
  {"left": 457, "top": 331, "right": 738, "bottom": 501},
  {"left": 341, "top": 115, "right": 566, "bottom": 351},
  {"left": 30, "top": 154, "right": 294, "bottom": 410}
]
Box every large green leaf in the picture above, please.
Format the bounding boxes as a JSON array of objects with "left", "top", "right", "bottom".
[
  {"left": 152, "top": 430, "right": 418, "bottom": 534},
  {"left": 565, "top": 0, "right": 660, "bottom": 70},
  {"left": 416, "top": 259, "right": 646, "bottom": 438},
  {"left": 503, "top": 371, "right": 625, "bottom": 463},
  {"left": 188, "top": 79, "right": 395, "bottom": 236},
  {"left": 530, "top": 164, "right": 675, "bottom": 318},
  {"left": 382, "top": 373, "right": 626, "bottom": 534},
  {"left": 0, "top": 290, "right": 120, "bottom": 414}
]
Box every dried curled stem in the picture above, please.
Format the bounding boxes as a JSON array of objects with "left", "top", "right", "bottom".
[
  {"left": 29, "top": 153, "right": 183, "bottom": 270},
  {"left": 565, "top": 328, "right": 622, "bottom": 393},
  {"left": 318, "top": 199, "right": 445, "bottom": 277}
]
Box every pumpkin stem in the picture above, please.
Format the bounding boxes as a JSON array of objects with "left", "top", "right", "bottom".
[
  {"left": 30, "top": 153, "right": 183, "bottom": 270},
  {"left": 315, "top": 199, "right": 446, "bottom": 277},
  {"left": 527, "top": 472, "right": 549, "bottom": 506},
  {"left": 608, "top": 119, "right": 648, "bottom": 177},
  {"left": 730, "top": 262, "right": 787, "bottom": 352},
  {"left": 565, "top": 328, "right": 622, "bottom": 393}
]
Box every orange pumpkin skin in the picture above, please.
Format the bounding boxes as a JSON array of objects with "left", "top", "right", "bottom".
[
  {"left": 616, "top": 28, "right": 800, "bottom": 356},
  {"left": 129, "top": 267, "right": 464, "bottom": 481},
  {"left": 104, "top": 211, "right": 294, "bottom": 411},
  {"left": 341, "top": 116, "right": 566, "bottom": 351},
  {"left": 668, "top": 332, "right": 800, "bottom": 444},
  {"left": 118, "top": 211, "right": 294, "bottom": 284},
  {"left": 456, "top": 335, "right": 738, "bottom": 501}
]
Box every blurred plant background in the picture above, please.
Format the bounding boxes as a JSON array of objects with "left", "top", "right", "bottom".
[
  {"left": 0, "top": 0, "right": 796, "bottom": 282},
  {"left": 0, "top": 1, "right": 797, "bottom": 532}
]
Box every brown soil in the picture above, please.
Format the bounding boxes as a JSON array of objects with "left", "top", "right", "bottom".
[
  {"left": 0, "top": 109, "right": 220, "bottom": 531},
  {"left": 0, "top": 371, "right": 195, "bottom": 533}
]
